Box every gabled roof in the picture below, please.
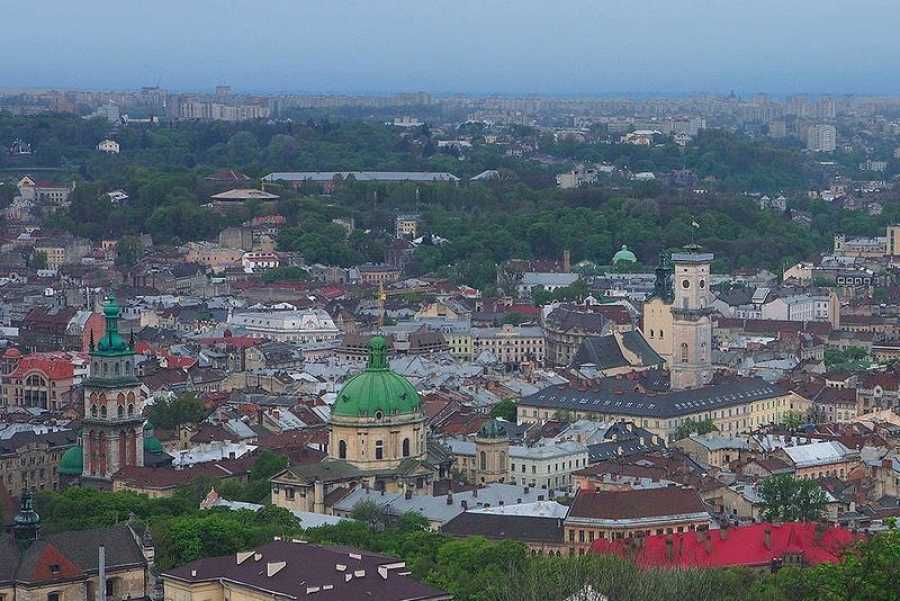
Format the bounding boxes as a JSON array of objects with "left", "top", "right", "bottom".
[
  {"left": 11, "top": 524, "right": 146, "bottom": 584},
  {"left": 162, "top": 540, "right": 450, "bottom": 601}
]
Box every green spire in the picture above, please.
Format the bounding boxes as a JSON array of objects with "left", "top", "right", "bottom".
[
  {"left": 94, "top": 295, "right": 131, "bottom": 356},
  {"left": 14, "top": 491, "right": 40, "bottom": 549},
  {"left": 104, "top": 294, "right": 120, "bottom": 335},
  {"left": 366, "top": 336, "right": 389, "bottom": 370}
]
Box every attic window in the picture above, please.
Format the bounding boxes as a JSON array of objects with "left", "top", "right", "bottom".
[{"left": 49, "top": 564, "right": 61, "bottom": 575}]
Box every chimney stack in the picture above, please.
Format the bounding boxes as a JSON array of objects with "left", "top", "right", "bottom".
[
  {"left": 461, "top": 500, "right": 468, "bottom": 510},
  {"left": 764, "top": 527, "right": 772, "bottom": 550},
  {"left": 665, "top": 537, "right": 674, "bottom": 561},
  {"left": 99, "top": 545, "right": 107, "bottom": 601},
  {"left": 446, "top": 493, "right": 453, "bottom": 505}
]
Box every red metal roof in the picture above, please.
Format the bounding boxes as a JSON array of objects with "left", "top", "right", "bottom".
[{"left": 591, "top": 522, "right": 859, "bottom": 568}]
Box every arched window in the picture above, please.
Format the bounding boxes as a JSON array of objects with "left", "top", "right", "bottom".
[
  {"left": 102, "top": 363, "right": 108, "bottom": 376},
  {"left": 680, "top": 343, "right": 689, "bottom": 363},
  {"left": 128, "top": 403, "right": 135, "bottom": 416},
  {"left": 480, "top": 451, "right": 487, "bottom": 471},
  {"left": 375, "top": 440, "right": 384, "bottom": 460},
  {"left": 91, "top": 405, "right": 98, "bottom": 417},
  {"left": 659, "top": 330, "right": 664, "bottom": 339},
  {"left": 26, "top": 374, "right": 45, "bottom": 387},
  {"left": 402, "top": 438, "right": 410, "bottom": 458},
  {"left": 117, "top": 405, "right": 124, "bottom": 418},
  {"left": 100, "top": 405, "right": 107, "bottom": 418},
  {"left": 114, "top": 362, "right": 120, "bottom": 375},
  {"left": 649, "top": 329, "right": 654, "bottom": 338},
  {"left": 125, "top": 361, "right": 131, "bottom": 374},
  {"left": 338, "top": 440, "right": 347, "bottom": 459}
]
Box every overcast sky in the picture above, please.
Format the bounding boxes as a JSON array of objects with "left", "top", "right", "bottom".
[{"left": 4, "top": 0, "right": 899, "bottom": 95}]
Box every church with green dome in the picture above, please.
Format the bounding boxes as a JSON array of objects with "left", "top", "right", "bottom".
[
  {"left": 271, "top": 337, "right": 451, "bottom": 514},
  {"left": 612, "top": 244, "right": 638, "bottom": 264}
]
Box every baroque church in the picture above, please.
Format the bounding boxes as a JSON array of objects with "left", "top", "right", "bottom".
[{"left": 271, "top": 336, "right": 452, "bottom": 514}]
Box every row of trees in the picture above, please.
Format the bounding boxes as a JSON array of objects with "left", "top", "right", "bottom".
[{"left": 33, "top": 484, "right": 899, "bottom": 601}]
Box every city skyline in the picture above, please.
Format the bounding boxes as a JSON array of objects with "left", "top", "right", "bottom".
[{"left": 6, "top": 0, "right": 900, "bottom": 96}]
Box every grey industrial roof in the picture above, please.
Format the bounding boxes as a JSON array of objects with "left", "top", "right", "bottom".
[{"left": 263, "top": 171, "right": 460, "bottom": 183}]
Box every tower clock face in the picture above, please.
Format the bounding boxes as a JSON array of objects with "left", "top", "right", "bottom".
[
  {"left": 682, "top": 279, "right": 690, "bottom": 288},
  {"left": 699, "top": 280, "right": 706, "bottom": 288}
]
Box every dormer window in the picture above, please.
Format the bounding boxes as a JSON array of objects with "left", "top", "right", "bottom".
[{"left": 49, "top": 564, "right": 60, "bottom": 575}]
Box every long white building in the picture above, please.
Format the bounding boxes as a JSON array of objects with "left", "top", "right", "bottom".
[{"left": 227, "top": 309, "right": 339, "bottom": 343}]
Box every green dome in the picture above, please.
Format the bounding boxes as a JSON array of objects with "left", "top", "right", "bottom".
[
  {"left": 144, "top": 436, "right": 163, "bottom": 454},
  {"left": 94, "top": 295, "right": 131, "bottom": 355},
  {"left": 477, "top": 419, "right": 507, "bottom": 439},
  {"left": 332, "top": 336, "right": 421, "bottom": 418},
  {"left": 58, "top": 445, "right": 83, "bottom": 475},
  {"left": 612, "top": 244, "right": 638, "bottom": 264}
]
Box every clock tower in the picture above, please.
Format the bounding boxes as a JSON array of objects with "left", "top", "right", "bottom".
[
  {"left": 670, "top": 250, "right": 714, "bottom": 390},
  {"left": 81, "top": 296, "right": 144, "bottom": 481}
]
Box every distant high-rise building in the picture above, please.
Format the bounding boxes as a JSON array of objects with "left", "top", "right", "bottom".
[
  {"left": 807, "top": 124, "right": 837, "bottom": 152},
  {"left": 215, "top": 85, "right": 232, "bottom": 97},
  {"left": 768, "top": 119, "right": 787, "bottom": 138},
  {"left": 817, "top": 96, "right": 836, "bottom": 119},
  {"left": 786, "top": 94, "right": 809, "bottom": 117}
]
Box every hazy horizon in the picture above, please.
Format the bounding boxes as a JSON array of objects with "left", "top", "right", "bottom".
[{"left": 5, "top": 0, "right": 900, "bottom": 96}]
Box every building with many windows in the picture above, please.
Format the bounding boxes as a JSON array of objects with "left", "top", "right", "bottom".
[
  {"left": 446, "top": 420, "right": 589, "bottom": 493},
  {"left": 227, "top": 309, "right": 339, "bottom": 343},
  {"left": 446, "top": 324, "right": 544, "bottom": 367}
]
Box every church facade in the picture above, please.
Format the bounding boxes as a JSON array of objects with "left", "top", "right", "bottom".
[{"left": 270, "top": 337, "right": 450, "bottom": 514}]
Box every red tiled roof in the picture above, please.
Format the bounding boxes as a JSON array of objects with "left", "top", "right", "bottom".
[
  {"left": 9, "top": 354, "right": 74, "bottom": 380},
  {"left": 27, "top": 543, "right": 82, "bottom": 581},
  {"left": 591, "top": 522, "right": 860, "bottom": 569}
]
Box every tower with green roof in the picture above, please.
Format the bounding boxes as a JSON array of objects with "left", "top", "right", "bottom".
[
  {"left": 329, "top": 336, "right": 427, "bottom": 471},
  {"left": 81, "top": 296, "right": 145, "bottom": 481},
  {"left": 474, "top": 419, "right": 509, "bottom": 484}
]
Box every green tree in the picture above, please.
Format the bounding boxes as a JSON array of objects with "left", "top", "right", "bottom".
[
  {"left": 490, "top": 400, "right": 517, "bottom": 422},
  {"left": 147, "top": 392, "right": 206, "bottom": 430},
  {"left": 260, "top": 266, "right": 309, "bottom": 283},
  {"left": 673, "top": 418, "right": 717, "bottom": 440},
  {"left": 758, "top": 474, "right": 828, "bottom": 522},
  {"left": 115, "top": 235, "right": 144, "bottom": 267},
  {"left": 32, "top": 250, "right": 48, "bottom": 269}
]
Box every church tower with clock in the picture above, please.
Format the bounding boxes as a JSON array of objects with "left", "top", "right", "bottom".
[
  {"left": 670, "top": 249, "right": 714, "bottom": 390},
  {"left": 81, "top": 296, "right": 144, "bottom": 481}
]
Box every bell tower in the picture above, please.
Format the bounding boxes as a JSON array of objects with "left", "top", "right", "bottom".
[
  {"left": 82, "top": 296, "right": 144, "bottom": 481},
  {"left": 670, "top": 249, "right": 714, "bottom": 390}
]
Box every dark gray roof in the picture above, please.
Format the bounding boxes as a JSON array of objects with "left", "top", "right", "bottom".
[
  {"left": 0, "top": 429, "right": 78, "bottom": 457},
  {"left": 545, "top": 305, "right": 610, "bottom": 333},
  {"left": 521, "top": 376, "right": 788, "bottom": 419},
  {"left": 0, "top": 538, "right": 18, "bottom": 583},
  {"left": 441, "top": 513, "right": 563, "bottom": 543},
  {"left": 163, "top": 540, "right": 450, "bottom": 601},
  {"left": 571, "top": 331, "right": 664, "bottom": 369},
  {"left": 9, "top": 524, "right": 146, "bottom": 584},
  {"left": 276, "top": 460, "right": 361, "bottom": 485}
]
